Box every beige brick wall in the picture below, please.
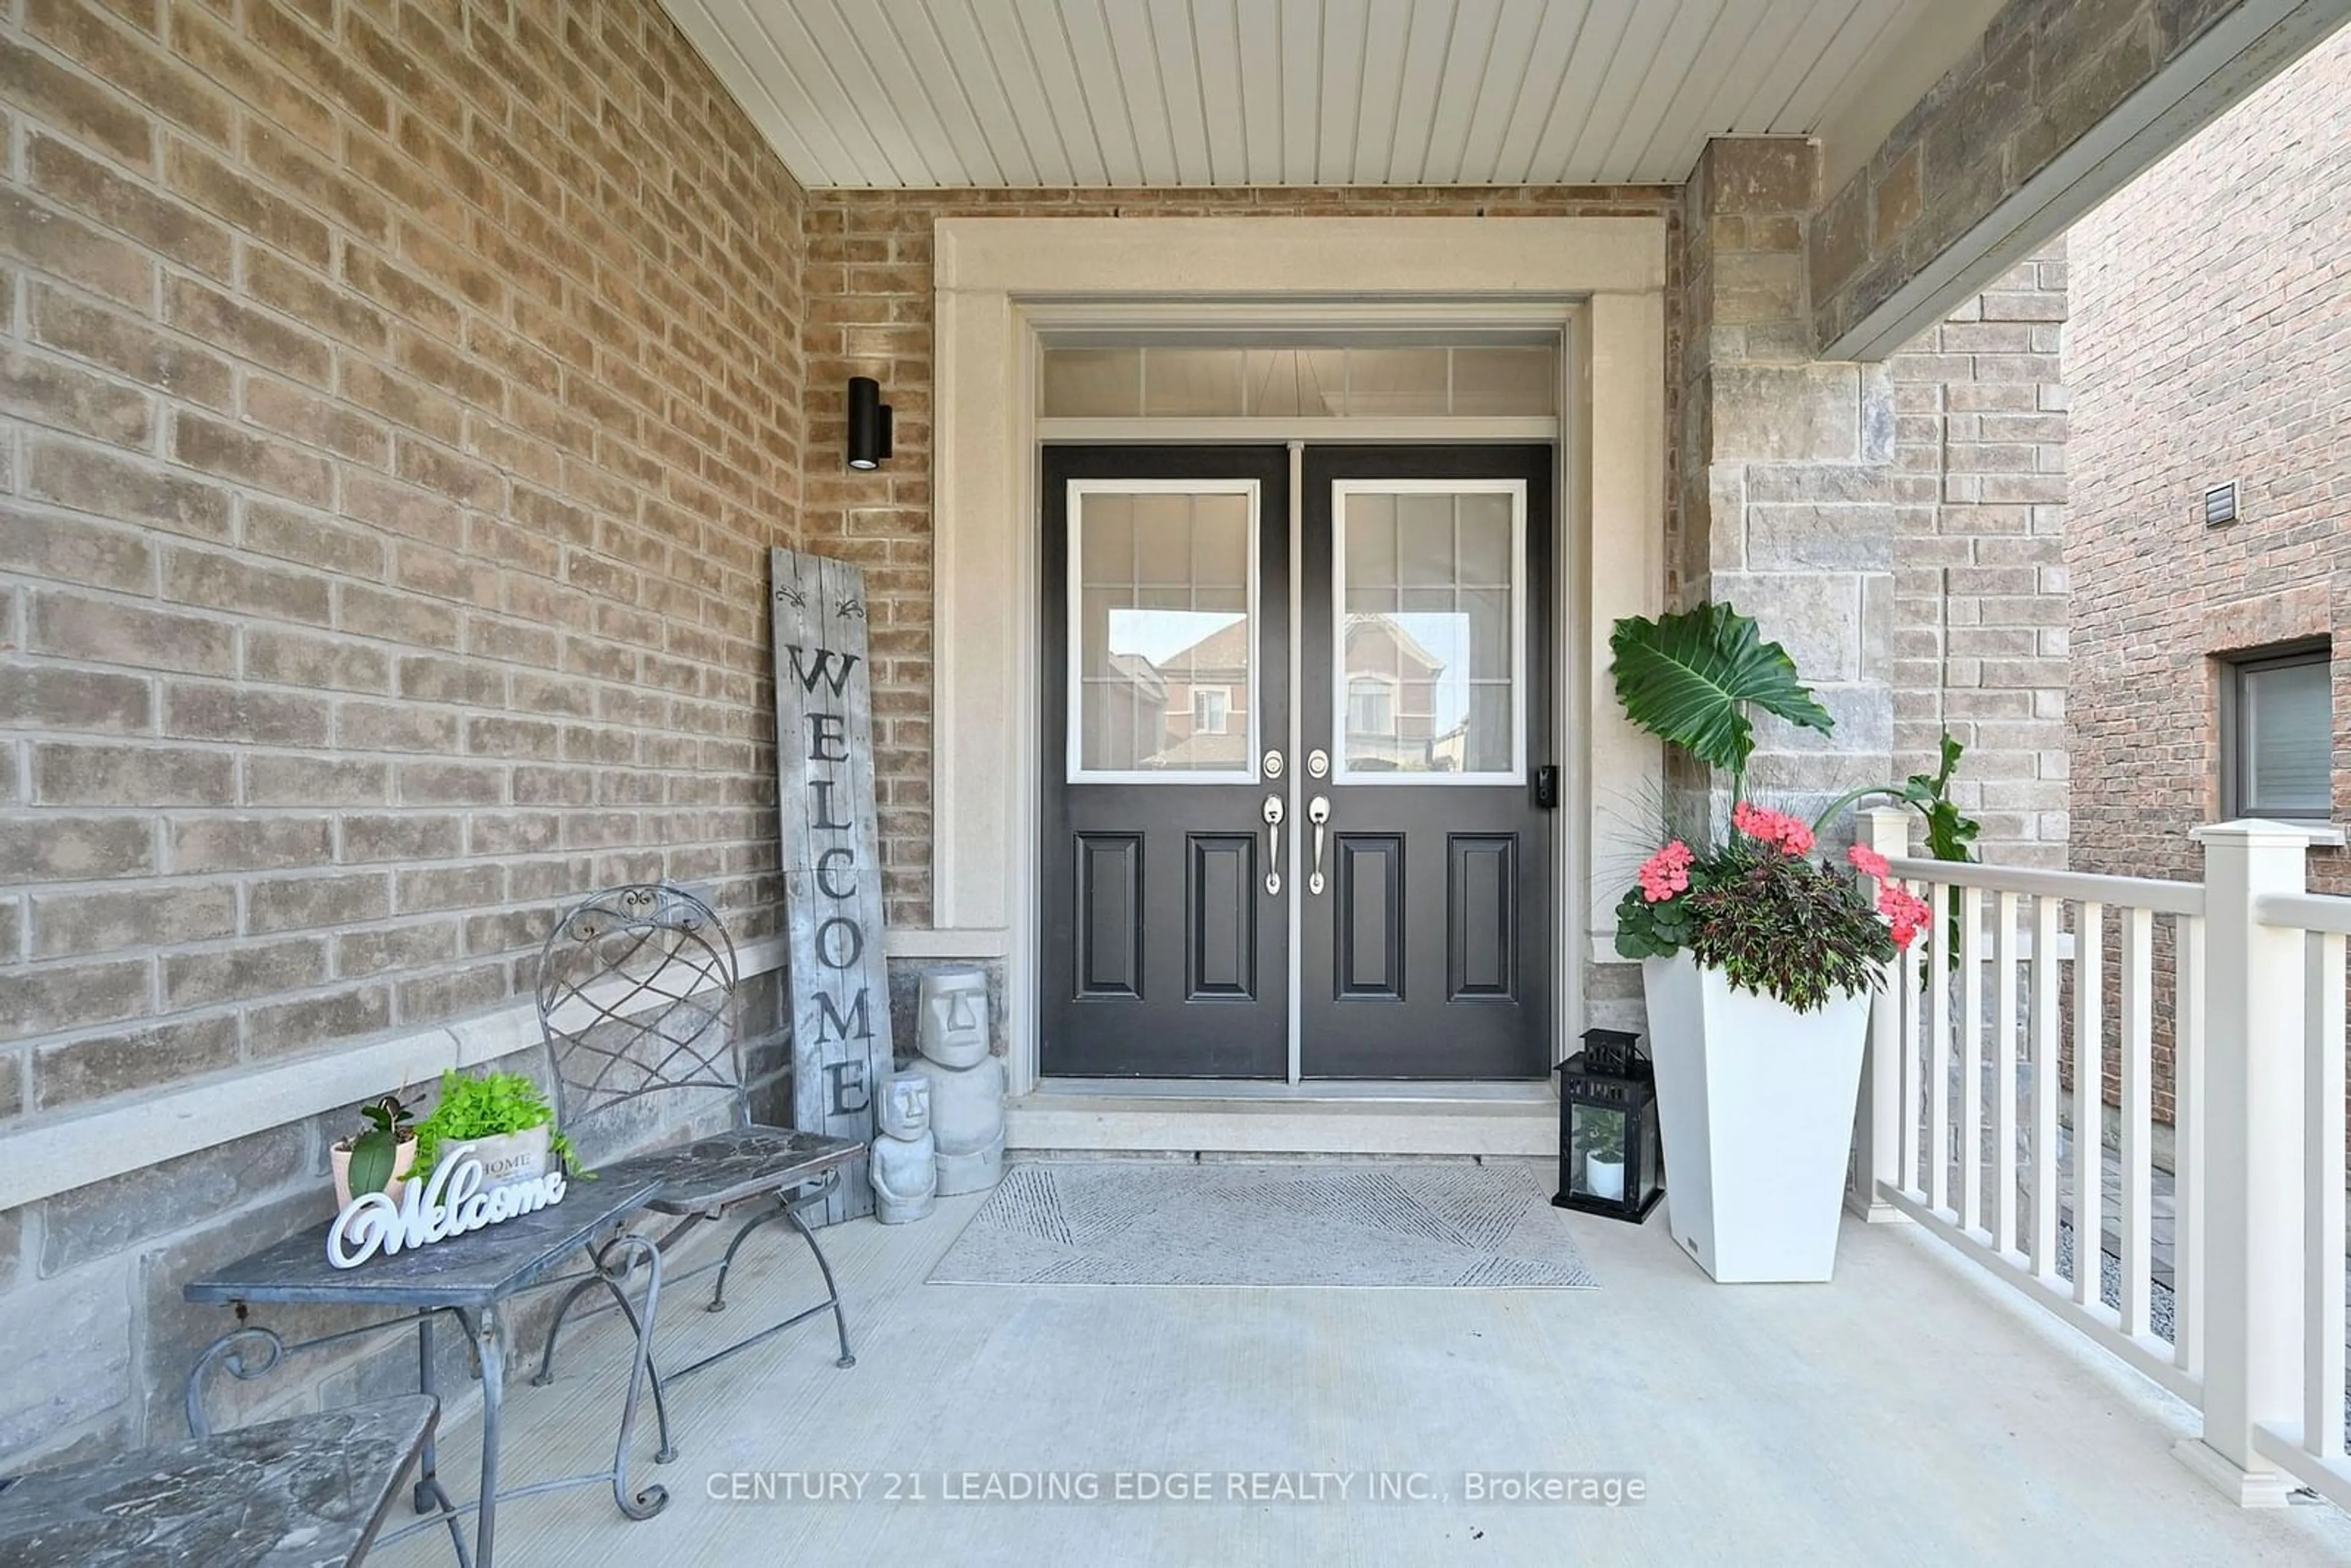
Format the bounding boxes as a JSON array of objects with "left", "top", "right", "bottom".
[
  {"left": 798, "top": 184, "right": 1684, "bottom": 929},
  {"left": 1889, "top": 249, "right": 2070, "bottom": 868},
  {"left": 2068, "top": 27, "right": 2351, "bottom": 1128},
  {"left": 1, "top": 0, "right": 804, "bottom": 1113},
  {"left": 0, "top": 0, "right": 804, "bottom": 1461}
]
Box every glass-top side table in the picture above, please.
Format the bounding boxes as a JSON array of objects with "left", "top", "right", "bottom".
[
  {"left": 184, "top": 1177, "right": 665, "bottom": 1568},
  {"left": 0, "top": 1394, "right": 437, "bottom": 1567}
]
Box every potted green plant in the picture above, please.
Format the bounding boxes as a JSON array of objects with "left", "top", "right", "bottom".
[
  {"left": 411, "top": 1070, "right": 587, "bottom": 1195},
  {"left": 1609, "top": 602, "right": 1973, "bottom": 1283},
  {"left": 331, "top": 1095, "right": 417, "bottom": 1209}
]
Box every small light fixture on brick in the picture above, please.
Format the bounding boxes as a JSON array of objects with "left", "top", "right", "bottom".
[
  {"left": 847, "top": 375, "right": 893, "bottom": 470},
  {"left": 2203, "top": 481, "right": 2239, "bottom": 527}
]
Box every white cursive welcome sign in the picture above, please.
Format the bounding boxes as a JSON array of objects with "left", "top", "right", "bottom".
[{"left": 326, "top": 1143, "right": 568, "bottom": 1269}]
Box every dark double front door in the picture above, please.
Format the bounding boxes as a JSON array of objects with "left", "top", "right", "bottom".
[{"left": 1041, "top": 444, "right": 1553, "bottom": 1080}]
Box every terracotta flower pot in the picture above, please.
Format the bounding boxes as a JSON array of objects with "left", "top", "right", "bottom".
[{"left": 331, "top": 1131, "right": 418, "bottom": 1209}]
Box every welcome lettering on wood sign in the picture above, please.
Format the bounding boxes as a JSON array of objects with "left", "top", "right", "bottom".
[{"left": 772, "top": 549, "right": 896, "bottom": 1224}]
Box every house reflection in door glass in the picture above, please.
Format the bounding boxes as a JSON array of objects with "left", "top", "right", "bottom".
[
  {"left": 1076, "top": 489, "right": 1254, "bottom": 774},
  {"left": 1340, "top": 489, "right": 1516, "bottom": 776}
]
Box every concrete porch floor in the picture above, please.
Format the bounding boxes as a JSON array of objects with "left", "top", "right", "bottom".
[{"left": 373, "top": 1159, "right": 2351, "bottom": 1566}]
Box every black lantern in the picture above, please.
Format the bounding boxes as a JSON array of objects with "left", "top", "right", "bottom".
[
  {"left": 1580, "top": 1025, "right": 1640, "bottom": 1077},
  {"left": 1552, "top": 1029, "right": 1663, "bottom": 1223}
]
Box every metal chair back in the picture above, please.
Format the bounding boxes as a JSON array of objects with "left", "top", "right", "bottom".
[{"left": 536, "top": 883, "right": 745, "bottom": 1130}]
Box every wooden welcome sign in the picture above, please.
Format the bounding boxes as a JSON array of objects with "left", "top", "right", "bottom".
[{"left": 772, "top": 548, "right": 894, "bottom": 1223}]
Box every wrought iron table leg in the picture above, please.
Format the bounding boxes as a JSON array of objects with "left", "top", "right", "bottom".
[
  {"left": 598, "top": 1232, "right": 672, "bottom": 1518},
  {"left": 414, "top": 1311, "right": 472, "bottom": 1567},
  {"left": 579, "top": 1237, "right": 677, "bottom": 1464},
  {"left": 468, "top": 1304, "right": 506, "bottom": 1568},
  {"left": 414, "top": 1311, "right": 438, "bottom": 1515},
  {"left": 782, "top": 1198, "right": 855, "bottom": 1368},
  {"left": 709, "top": 1199, "right": 792, "bottom": 1313},
  {"left": 527, "top": 1271, "right": 609, "bottom": 1388}
]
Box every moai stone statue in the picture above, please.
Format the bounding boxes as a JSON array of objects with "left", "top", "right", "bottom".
[
  {"left": 909, "top": 966, "right": 1005, "bottom": 1195},
  {"left": 869, "top": 1071, "right": 937, "bottom": 1225}
]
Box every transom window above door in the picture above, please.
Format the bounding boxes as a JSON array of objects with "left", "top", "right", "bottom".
[
  {"left": 1040, "top": 340, "right": 1558, "bottom": 421},
  {"left": 1067, "top": 479, "right": 1259, "bottom": 782}
]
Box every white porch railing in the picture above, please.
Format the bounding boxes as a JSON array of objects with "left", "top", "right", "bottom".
[{"left": 1847, "top": 810, "right": 2351, "bottom": 1508}]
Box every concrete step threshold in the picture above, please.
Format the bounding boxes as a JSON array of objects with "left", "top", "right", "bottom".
[{"left": 1007, "top": 1079, "right": 1556, "bottom": 1158}]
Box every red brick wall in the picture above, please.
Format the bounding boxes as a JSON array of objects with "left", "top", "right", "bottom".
[
  {"left": 0, "top": 0, "right": 804, "bottom": 1109},
  {"left": 798, "top": 185, "right": 1683, "bottom": 927},
  {"left": 2067, "top": 26, "right": 2351, "bottom": 1123}
]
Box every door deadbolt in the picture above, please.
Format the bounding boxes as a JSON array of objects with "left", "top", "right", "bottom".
[{"left": 1306, "top": 748, "right": 1330, "bottom": 779}]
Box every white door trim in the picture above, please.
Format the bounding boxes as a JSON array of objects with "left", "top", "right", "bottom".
[{"left": 932, "top": 216, "right": 1668, "bottom": 1100}]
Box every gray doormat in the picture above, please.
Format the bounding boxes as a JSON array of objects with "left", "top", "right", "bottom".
[{"left": 928, "top": 1160, "right": 1599, "bottom": 1288}]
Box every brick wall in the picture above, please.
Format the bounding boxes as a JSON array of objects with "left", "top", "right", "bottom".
[
  {"left": 1678, "top": 138, "right": 2068, "bottom": 865},
  {"left": 798, "top": 184, "right": 1684, "bottom": 929},
  {"left": 1889, "top": 249, "right": 2070, "bottom": 868},
  {"left": 2068, "top": 26, "right": 2351, "bottom": 1130},
  {"left": 2069, "top": 26, "right": 2351, "bottom": 887},
  {"left": 1, "top": 0, "right": 805, "bottom": 1463}
]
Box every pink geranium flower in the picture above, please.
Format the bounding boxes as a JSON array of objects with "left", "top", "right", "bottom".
[
  {"left": 1877, "top": 883, "right": 1933, "bottom": 949},
  {"left": 1731, "top": 800, "right": 1815, "bottom": 857},
  {"left": 1637, "top": 840, "right": 1693, "bottom": 902},
  {"left": 1847, "top": 844, "right": 1891, "bottom": 880}
]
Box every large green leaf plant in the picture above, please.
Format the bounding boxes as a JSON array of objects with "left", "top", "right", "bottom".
[
  {"left": 1608, "top": 601, "right": 1836, "bottom": 803},
  {"left": 1609, "top": 602, "right": 1981, "bottom": 967}
]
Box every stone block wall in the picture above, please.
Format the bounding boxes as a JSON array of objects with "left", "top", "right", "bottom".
[
  {"left": 1678, "top": 138, "right": 1898, "bottom": 833},
  {"left": 1676, "top": 138, "right": 2069, "bottom": 867},
  {"left": 2068, "top": 26, "right": 2351, "bottom": 1128},
  {"left": 1, "top": 0, "right": 806, "bottom": 1466},
  {"left": 1810, "top": 0, "right": 2270, "bottom": 353}
]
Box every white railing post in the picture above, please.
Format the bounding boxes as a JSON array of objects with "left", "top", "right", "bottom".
[
  {"left": 1849, "top": 806, "right": 1913, "bottom": 1223},
  {"left": 2176, "top": 821, "right": 2309, "bottom": 1505}
]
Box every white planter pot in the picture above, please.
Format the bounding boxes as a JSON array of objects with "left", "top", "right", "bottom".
[
  {"left": 1641, "top": 950, "right": 1871, "bottom": 1283},
  {"left": 449, "top": 1125, "right": 552, "bottom": 1195},
  {"left": 1584, "top": 1154, "right": 1626, "bottom": 1202},
  {"left": 331, "top": 1134, "right": 417, "bottom": 1209}
]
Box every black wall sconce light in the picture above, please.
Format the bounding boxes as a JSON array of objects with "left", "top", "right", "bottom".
[{"left": 847, "top": 375, "right": 893, "bottom": 470}]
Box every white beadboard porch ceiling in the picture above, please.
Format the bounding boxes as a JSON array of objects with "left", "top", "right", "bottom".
[{"left": 661, "top": 0, "right": 1947, "bottom": 189}]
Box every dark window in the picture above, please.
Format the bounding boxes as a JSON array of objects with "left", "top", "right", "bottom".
[{"left": 2224, "top": 645, "right": 2333, "bottom": 819}]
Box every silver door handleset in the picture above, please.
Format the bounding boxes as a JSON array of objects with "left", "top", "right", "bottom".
[
  {"left": 1307, "top": 795, "right": 1330, "bottom": 895},
  {"left": 1262, "top": 793, "right": 1284, "bottom": 896}
]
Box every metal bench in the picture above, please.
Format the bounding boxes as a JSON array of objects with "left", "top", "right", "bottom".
[{"left": 528, "top": 883, "right": 861, "bottom": 1460}]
